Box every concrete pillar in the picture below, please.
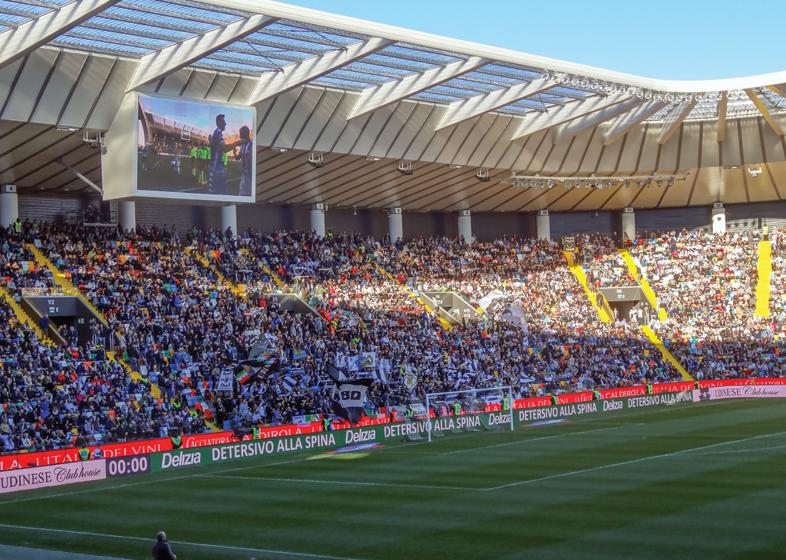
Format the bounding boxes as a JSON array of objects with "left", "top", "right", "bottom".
[
  {"left": 621, "top": 207, "right": 636, "bottom": 244},
  {"left": 458, "top": 209, "right": 472, "bottom": 244},
  {"left": 388, "top": 207, "right": 403, "bottom": 242},
  {"left": 119, "top": 200, "right": 136, "bottom": 233},
  {"left": 0, "top": 184, "right": 18, "bottom": 228},
  {"left": 712, "top": 202, "right": 726, "bottom": 234},
  {"left": 221, "top": 204, "right": 237, "bottom": 236},
  {"left": 310, "top": 202, "right": 326, "bottom": 237},
  {"left": 536, "top": 210, "right": 551, "bottom": 241}
]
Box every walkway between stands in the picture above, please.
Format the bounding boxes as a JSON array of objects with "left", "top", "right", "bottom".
[
  {"left": 640, "top": 325, "right": 693, "bottom": 381},
  {"left": 240, "top": 247, "right": 288, "bottom": 290},
  {"left": 564, "top": 251, "right": 612, "bottom": 324},
  {"left": 372, "top": 262, "right": 453, "bottom": 331},
  {"left": 29, "top": 242, "right": 166, "bottom": 401},
  {"left": 619, "top": 249, "right": 668, "bottom": 321},
  {"left": 0, "top": 283, "right": 51, "bottom": 343},
  {"left": 755, "top": 239, "right": 772, "bottom": 318},
  {"left": 188, "top": 247, "right": 247, "bottom": 299}
]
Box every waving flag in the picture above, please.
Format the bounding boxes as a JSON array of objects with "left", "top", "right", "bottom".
[
  {"left": 331, "top": 378, "right": 373, "bottom": 423},
  {"left": 234, "top": 354, "right": 278, "bottom": 385}
]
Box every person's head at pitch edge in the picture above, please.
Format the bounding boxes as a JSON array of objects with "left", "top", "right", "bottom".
[
  {"left": 239, "top": 125, "right": 250, "bottom": 141},
  {"left": 216, "top": 113, "right": 226, "bottom": 131}
]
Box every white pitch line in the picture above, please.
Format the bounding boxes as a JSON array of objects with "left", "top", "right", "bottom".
[
  {"left": 441, "top": 424, "right": 624, "bottom": 456},
  {"left": 0, "top": 455, "right": 313, "bottom": 506},
  {"left": 199, "top": 473, "right": 475, "bottom": 491},
  {"left": 0, "top": 439, "right": 437, "bottom": 507},
  {"left": 0, "top": 523, "right": 367, "bottom": 560},
  {"left": 695, "top": 443, "right": 786, "bottom": 456},
  {"left": 441, "top": 397, "right": 736, "bottom": 457},
  {"left": 0, "top": 473, "right": 198, "bottom": 506},
  {"left": 483, "top": 429, "right": 786, "bottom": 491}
]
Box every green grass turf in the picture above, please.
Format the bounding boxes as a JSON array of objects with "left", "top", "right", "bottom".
[{"left": 2, "top": 398, "right": 786, "bottom": 559}]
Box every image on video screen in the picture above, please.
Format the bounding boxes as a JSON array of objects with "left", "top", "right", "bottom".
[{"left": 137, "top": 95, "right": 255, "bottom": 199}]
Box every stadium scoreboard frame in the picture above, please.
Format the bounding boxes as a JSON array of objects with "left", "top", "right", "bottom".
[{"left": 102, "top": 92, "right": 257, "bottom": 204}]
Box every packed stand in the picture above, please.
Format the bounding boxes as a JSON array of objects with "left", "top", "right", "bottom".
[
  {"left": 6, "top": 219, "right": 778, "bottom": 455},
  {"left": 0, "top": 293, "right": 199, "bottom": 454},
  {"left": 0, "top": 230, "right": 57, "bottom": 298},
  {"left": 584, "top": 228, "right": 785, "bottom": 378}
]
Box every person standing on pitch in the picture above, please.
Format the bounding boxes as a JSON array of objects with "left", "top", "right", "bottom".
[
  {"left": 235, "top": 125, "right": 253, "bottom": 196},
  {"left": 208, "top": 113, "right": 247, "bottom": 195},
  {"left": 152, "top": 531, "right": 176, "bottom": 560}
]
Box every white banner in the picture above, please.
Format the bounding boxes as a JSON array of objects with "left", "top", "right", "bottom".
[
  {"left": 0, "top": 459, "right": 106, "bottom": 494},
  {"left": 693, "top": 385, "right": 786, "bottom": 402},
  {"left": 216, "top": 369, "right": 234, "bottom": 393},
  {"left": 500, "top": 301, "right": 528, "bottom": 329},
  {"left": 331, "top": 383, "right": 369, "bottom": 408},
  {"left": 477, "top": 290, "right": 506, "bottom": 311}
]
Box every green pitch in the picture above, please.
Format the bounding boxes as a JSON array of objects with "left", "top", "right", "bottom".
[{"left": 2, "top": 398, "right": 786, "bottom": 560}]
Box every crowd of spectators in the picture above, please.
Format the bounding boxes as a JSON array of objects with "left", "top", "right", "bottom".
[
  {"left": 584, "top": 229, "right": 786, "bottom": 378},
  {"left": 0, "top": 235, "right": 54, "bottom": 298},
  {"left": 1, "top": 218, "right": 783, "bottom": 454},
  {"left": 0, "top": 287, "right": 202, "bottom": 453}
]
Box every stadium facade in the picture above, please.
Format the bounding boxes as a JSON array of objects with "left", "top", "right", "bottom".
[{"left": 0, "top": 0, "right": 786, "bottom": 239}]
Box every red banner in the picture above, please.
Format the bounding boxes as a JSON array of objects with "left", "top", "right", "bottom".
[
  {"left": 597, "top": 386, "right": 647, "bottom": 399},
  {"left": 514, "top": 396, "right": 553, "bottom": 409},
  {"left": 652, "top": 381, "right": 695, "bottom": 394},
  {"left": 555, "top": 391, "right": 594, "bottom": 404},
  {"left": 254, "top": 422, "right": 322, "bottom": 439},
  {"left": 182, "top": 431, "right": 237, "bottom": 448}
]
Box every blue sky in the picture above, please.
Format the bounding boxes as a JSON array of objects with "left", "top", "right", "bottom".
[
  {"left": 286, "top": 0, "right": 786, "bottom": 80},
  {"left": 140, "top": 96, "right": 254, "bottom": 135}
]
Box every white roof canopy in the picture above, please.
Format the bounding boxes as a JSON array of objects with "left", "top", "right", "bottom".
[{"left": 1, "top": 0, "right": 786, "bottom": 212}]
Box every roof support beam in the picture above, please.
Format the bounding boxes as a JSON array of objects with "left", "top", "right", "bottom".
[
  {"left": 56, "top": 158, "right": 101, "bottom": 195},
  {"left": 551, "top": 98, "right": 645, "bottom": 143},
  {"left": 348, "top": 56, "right": 488, "bottom": 119},
  {"left": 246, "top": 37, "right": 393, "bottom": 105},
  {"left": 767, "top": 84, "right": 786, "bottom": 97},
  {"left": 0, "top": 0, "right": 119, "bottom": 69},
  {"left": 435, "top": 76, "right": 558, "bottom": 131},
  {"left": 601, "top": 100, "right": 668, "bottom": 146},
  {"left": 126, "top": 14, "right": 278, "bottom": 91},
  {"left": 717, "top": 93, "right": 728, "bottom": 142},
  {"left": 657, "top": 99, "right": 696, "bottom": 145},
  {"left": 745, "top": 88, "right": 784, "bottom": 136},
  {"left": 511, "top": 92, "right": 634, "bottom": 140}
]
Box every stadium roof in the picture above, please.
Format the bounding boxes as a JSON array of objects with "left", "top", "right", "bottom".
[{"left": 2, "top": 0, "right": 786, "bottom": 212}]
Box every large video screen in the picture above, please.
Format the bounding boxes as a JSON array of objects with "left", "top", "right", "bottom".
[{"left": 136, "top": 95, "right": 255, "bottom": 202}]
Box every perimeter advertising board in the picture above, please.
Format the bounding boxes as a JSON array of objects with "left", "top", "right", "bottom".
[
  {"left": 151, "top": 391, "right": 696, "bottom": 473},
  {"left": 0, "top": 460, "right": 106, "bottom": 494},
  {"left": 694, "top": 385, "right": 786, "bottom": 401},
  {"left": 1, "top": 380, "right": 785, "bottom": 493}
]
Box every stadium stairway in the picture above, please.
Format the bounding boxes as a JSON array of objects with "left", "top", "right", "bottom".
[
  {"left": 618, "top": 249, "right": 668, "bottom": 322},
  {"left": 416, "top": 290, "right": 467, "bottom": 327},
  {"left": 26, "top": 244, "right": 108, "bottom": 326},
  {"left": 186, "top": 246, "right": 247, "bottom": 299},
  {"left": 452, "top": 291, "right": 486, "bottom": 320},
  {"left": 755, "top": 239, "right": 772, "bottom": 318},
  {"left": 27, "top": 244, "right": 221, "bottom": 431},
  {"left": 639, "top": 325, "right": 694, "bottom": 381},
  {"left": 0, "top": 283, "right": 56, "bottom": 344},
  {"left": 564, "top": 251, "right": 612, "bottom": 324},
  {"left": 26, "top": 244, "right": 166, "bottom": 398},
  {"left": 372, "top": 262, "right": 453, "bottom": 331},
  {"left": 239, "top": 248, "right": 288, "bottom": 290}
]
